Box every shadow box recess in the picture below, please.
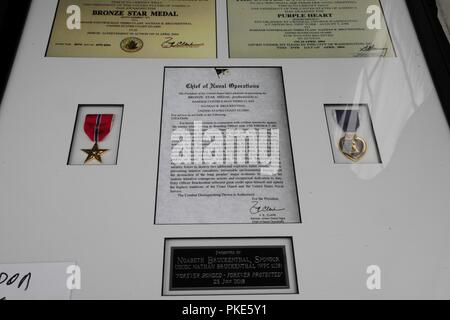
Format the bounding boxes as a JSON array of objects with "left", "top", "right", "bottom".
[{"left": 0, "top": 0, "right": 449, "bottom": 299}]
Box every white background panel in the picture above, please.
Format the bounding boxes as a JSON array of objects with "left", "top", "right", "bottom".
[{"left": 0, "top": 0, "right": 449, "bottom": 299}]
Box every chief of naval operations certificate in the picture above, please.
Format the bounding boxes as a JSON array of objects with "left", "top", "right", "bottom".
[
  {"left": 155, "top": 67, "right": 300, "bottom": 225},
  {"left": 46, "top": 0, "right": 216, "bottom": 58},
  {"left": 227, "top": 0, "right": 395, "bottom": 58}
]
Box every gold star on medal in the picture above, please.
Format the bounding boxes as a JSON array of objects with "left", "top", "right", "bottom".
[{"left": 82, "top": 143, "right": 109, "bottom": 164}]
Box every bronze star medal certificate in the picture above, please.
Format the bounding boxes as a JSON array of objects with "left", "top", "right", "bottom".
[
  {"left": 227, "top": 0, "right": 395, "bottom": 58},
  {"left": 46, "top": 0, "right": 216, "bottom": 58},
  {"left": 155, "top": 67, "right": 301, "bottom": 224}
]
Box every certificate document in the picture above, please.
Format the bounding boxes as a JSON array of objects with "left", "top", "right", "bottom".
[
  {"left": 46, "top": 0, "right": 216, "bottom": 58},
  {"left": 155, "top": 67, "right": 301, "bottom": 224},
  {"left": 227, "top": 0, "right": 395, "bottom": 58}
]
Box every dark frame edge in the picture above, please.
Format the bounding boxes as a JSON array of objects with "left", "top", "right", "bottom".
[
  {"left": 406, "top": 0, "right": 450, "bottom": 127},
  {"left": 0, "top": 0, "right": 32, "bottom": 106}
]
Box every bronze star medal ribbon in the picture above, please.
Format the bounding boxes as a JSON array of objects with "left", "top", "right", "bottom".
[
  {"left": 335, "top": 109, "right": 367, "bottom": 162},
  {"left": 82, "top": 114, "right": 114, "bottom": 164}
]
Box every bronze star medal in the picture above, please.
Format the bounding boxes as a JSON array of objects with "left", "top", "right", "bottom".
[
  {"left": 82, "top": 142, "right": 109, "bottom": 164},
  {"left": 82, "top": 114, "right": 114, "bottom": 164}
]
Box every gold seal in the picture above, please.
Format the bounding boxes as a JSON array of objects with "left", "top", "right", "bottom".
[{"left": 120, "top": 37, "right": 144, "bottom": 53}]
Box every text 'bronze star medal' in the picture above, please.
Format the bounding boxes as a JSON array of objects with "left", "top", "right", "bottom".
[{"left": 81, "top": 114, "right": 114, "bottom": 164}]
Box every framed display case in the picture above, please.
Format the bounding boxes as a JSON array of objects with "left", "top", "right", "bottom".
[{"left": 0, "top": 0, "right": 449, "bottom": 300}]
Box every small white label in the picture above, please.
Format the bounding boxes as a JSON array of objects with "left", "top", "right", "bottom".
[{"left": 0, "top": 262, "right": 74, "bottom": 300}]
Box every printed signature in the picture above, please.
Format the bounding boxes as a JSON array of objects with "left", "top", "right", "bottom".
[
  {"left": 360, "top": 44, "right": 376, "bottom": 52},
  {"left": 249, "top": 201, "right": 285, "bottom": 214},
  {"left": 357, "top": 43, "right": 388, "bottom": 57},
  {"left": 161, "top": 37, "right": 204, "bottom": 49}
]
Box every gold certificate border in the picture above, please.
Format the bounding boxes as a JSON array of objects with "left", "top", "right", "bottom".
[
  {"left": 45, "top": 0, "right": 218, "bottom": 59},
  {"left": 226, "top": 0, "right": 396, "bottom": 59}
]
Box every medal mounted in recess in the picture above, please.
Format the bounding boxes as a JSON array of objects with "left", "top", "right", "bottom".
[
  {"left": 335, "top": 109, "right": 367, "bottom": 162},
  {"left": 81, "top": 114, "right": 114, "bottom": 164}
]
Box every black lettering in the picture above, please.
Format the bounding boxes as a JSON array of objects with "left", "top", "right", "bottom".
[
  {"left": 0, "top": 273, "right": 7, "bottom": 284},
  {"left": 6, "top": 273, "right": 19, "bottom": 286},
  {"left": 18, "top": 273, "right": 32, "bottom": 291}
]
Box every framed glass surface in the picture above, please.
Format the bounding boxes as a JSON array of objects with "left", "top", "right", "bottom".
[{"left": 0, "top": 0, "right": 449, "bottom": 300}]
